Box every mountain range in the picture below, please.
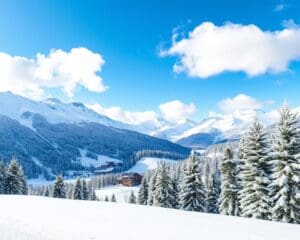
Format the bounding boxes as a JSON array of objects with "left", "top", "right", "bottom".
[
  {"left": 0, "top": 91, "right": 298, "bottom": 179},
  {"left": 131, "top": 107, "right": 296, "bottom": 148},
  {"left": 0, "top": 92, "right": 190, "bottom": 179}
]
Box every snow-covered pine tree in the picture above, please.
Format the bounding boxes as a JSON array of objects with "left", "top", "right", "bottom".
[
  {"left": 128, "top": 190, "right": 137, "bottom": 204},
  {"left": 171, "top": 174, "right": 180, "bottom": 209},
  {"left": 237, "top": 135, "right": 247, "bottom": 214},
  {"left": 111, "top": 193, "right": 117, "bottom": 202},
  {"left": 153, "top": 162, "right": 176, "bottom": 208},
  {"left": 104, "top": 195, "right": 109, "bottom": 202},
  {"left": 219, "top": 147, "right": 239, "bottom": 216},
  {"left": 138, "top": 177, "right": 149, "bottom": 205},
  {"left": 82, "top": 179, "right": 89, "bottom": 200},
  {"left": 0, "top": 161, "right": 6, "bottom": 194},
  {"left": 18, "top": 165, "right": 28, "bottom": 195},
  {"left": 43, "top": 187, "right": 49, "bottom": 197},
  {"left": 6, "top": 158, "right": 23, "bottom": 194},
  {"left": 53, "top": 176, "right": 66, "bottom": 198},
  {"left": 73, "top": 177, "right": 82, "bottom": 200},
  {"left": 147, "top": 171, "right": 157, "bottom": 205},
  {"left": 179, "top": 156, "right": 206, "bottom": 212},
  {"left": 239, "top": 120, "right": 271, "bottom": 220},
  {"left": 270, "top": 105, "right": 300, "bottom": 223},
  {"left": 206, "top": 172, "right": 220, "bottom": 214},
  {"left": 90, "top": 190, "right": 97, "bottom": 201}
]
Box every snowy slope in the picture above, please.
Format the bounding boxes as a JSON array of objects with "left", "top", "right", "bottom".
[
  {"left": 78, "top": 149, "right": 122, "bottom": 167},
  {"left": 0, "top": 91, "right": 132, "bottom": 130},
  {"left": 127, "top": 157, "right": 179, "bottom": 174},
  {"left": 175, "top": 109, "right": 284, "bottom": 147},
  {"left": 95, "top": 185, "right": 139, "bottom": 203},
  {"left": 0, "top": 195, "right": 299, "bottom": 240},
  {"left": 151, "top": 119, "right": 197, "bottom": 141}
]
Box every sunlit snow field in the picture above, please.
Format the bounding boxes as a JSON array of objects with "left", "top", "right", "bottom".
[{"left": 0, "top": 195, "right": 299, "bottom": 240}]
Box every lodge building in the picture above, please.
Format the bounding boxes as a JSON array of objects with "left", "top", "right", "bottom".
[{"left": 116, "top": 173, "right": 143, "bottom": 187}]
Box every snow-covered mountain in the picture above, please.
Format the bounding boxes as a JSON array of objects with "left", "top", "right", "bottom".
[
  {"left": 151, "top": 119, "right": 197, "bottom": 141},
  {"left": 175, "top": 109, "right": 281, "bottom": 148},
  {"left": 0, "top": 92, "right": 190, "bottom": 179},
  {"left": 0, "top": 91, "right": 133, "bottom": 130},
  {"left": 127, "top": 108, "right": 284, "bottom": 147}
]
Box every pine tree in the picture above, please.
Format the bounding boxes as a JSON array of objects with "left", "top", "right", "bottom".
[
  {"left": 237, "top": 136, "right": 247, "bottom": 214},
  {"left": 18, "top": 166, "right": 28, "bottom": 195},
  {"left": 179, "top": 156, "right": 206, "bottom": 212},
  {"left": 147, "top": 171, "right": 157, "bottom": 205},
  {"left": 43, "top": 187, "right": 49, "bottom": 197},
  {"left": 53, "top": 176, "right": 66, "bottom": 198},
  {"left": 270, "top": 106, "right": 300, "bottom": 223},
  {"left": 104, "top": 195, "right": 109, "bottom": 202},
  {"left": 90, "top": 190, "right": 97, "bottom": 201},
  {"left": 206, "top": 172, "right": 220, "bottom": 214},
  {"left": 239, "top": 121, "right": 271, "bottom": 219},
  {"left": 111, "top": 193, "right": 117, "bottom": 202},
  {"left": 73, "top": 177, "right": 82, "bottom": 200},
  {"left": 6, "top": 159, "right": 23, "bottom": 194},
  {"left": 153, "top": 163, "right": 176, "bottom": 208},
  {"left": 82, "top": 179, "right": 89, "bottom": 200},
  {"left": 219, "top": 148, "right": 239, "bottom": 216},
  {"left": 138, "top": 177, "right": 149, "bottom": 205},
  {"left": 171, "top": 175, "right": 180, "bottom": 209},
  {"left": 0, "top": 161, "right": 6, "bottom": 194},
  {"left": 128, "top": 190, "right": 137, "bottom": 204}
]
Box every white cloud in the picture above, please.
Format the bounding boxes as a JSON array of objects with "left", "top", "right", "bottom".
[
  {"left": 282, "top": 19, "right": 298, "bottom": 29},
  {"left": 159, "top": 100, "right": 196, "bottom": 123},
  {"left": 86, "top": 103, "right": 158, "bottom": 125},
  {"left": 87, "top": 100, "right": 196, "bottom": 125},
  {"left": 274, "top": 3, "right": 286, "bottom": 12},
  {"left": 0, "top": 47, "right": 107, "bottom": 99},
  {"left": 218, "top": 94, "right": 263, "bottom": 113},
  {"left": 162, "top": 21, "right": 300, "bottom": 78}
]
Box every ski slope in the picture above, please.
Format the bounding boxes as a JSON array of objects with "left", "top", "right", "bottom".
[
  {"left": 127, "top": 157, "right": 179, "bottom": 174},
  {"left": 0, "top": 195, "right": 299, "bottom": 240}
]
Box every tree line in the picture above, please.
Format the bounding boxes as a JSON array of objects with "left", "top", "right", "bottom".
[{"left": 137, "top": 105, "right": 300, "bottom": 224}]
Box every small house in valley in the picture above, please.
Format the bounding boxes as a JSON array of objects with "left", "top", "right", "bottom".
[{"left": 116, "top": 173, "right": 143, "bottom": 187}]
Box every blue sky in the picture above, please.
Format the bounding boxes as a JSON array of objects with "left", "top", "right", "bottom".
[{"left": 0, "top": 0, "right": 300, "bottom": 123}]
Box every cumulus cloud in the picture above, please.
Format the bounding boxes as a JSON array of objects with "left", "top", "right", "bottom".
[
  {"left": 86, "top": 103, "right": 159, "bottom": 125},
  {"left": 159, "top": 100, "right": 196, "bottom": 123},
  {"left": 87, "top": 100, "right": 196, "bottom": 125},
  {"left": 218, "top": 94, "right": 263, "bottom": 113},
  {"left": 0, "top": 47, "right": 106, "bottom": 99},
  {"left": 162, "top": 21, "right": 300, "bottom": 78}
]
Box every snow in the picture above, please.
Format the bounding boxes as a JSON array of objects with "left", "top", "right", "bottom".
[
  {"left": 0, "top": 195, "right": 299, "bottom": 240},
  {"left": 127, "top": 157, "right": 179, "bottom": 174},
  {"left": 173, "top": 109, "right": 280, "bottom": 142},
  {"left": 0, "top": 91, "right": 132, "bottom": 130},
  {"left": 95, "top": 185, "right": 139, "bottom": 203},
  {"left": 79, "top": 149, "right": 122, "bottom": 167}
]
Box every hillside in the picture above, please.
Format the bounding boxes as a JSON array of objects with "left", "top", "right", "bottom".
[
  {"left": 0, "top": 195, "right": 299, "bottom": 240},
  {"left": 0, "top": 92, "right": 190, "bottom": 179}
]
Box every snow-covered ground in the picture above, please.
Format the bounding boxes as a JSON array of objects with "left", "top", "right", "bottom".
[
  {"left": 79, "top": 149, "right": 122, "bottom": 168},
  {"left": 0, "top": 195, "right": 299, "bottom": 240},
  {"left": 95, "top": 185, "right": 139, "bottom": 202},
  {"left": 127, "top": 157, "right": 179, "bottom": 174}
]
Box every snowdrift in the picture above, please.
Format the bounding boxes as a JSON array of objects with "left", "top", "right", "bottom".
[{"left": 0, "top": 195, "right": 299, "bottom": 240}]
